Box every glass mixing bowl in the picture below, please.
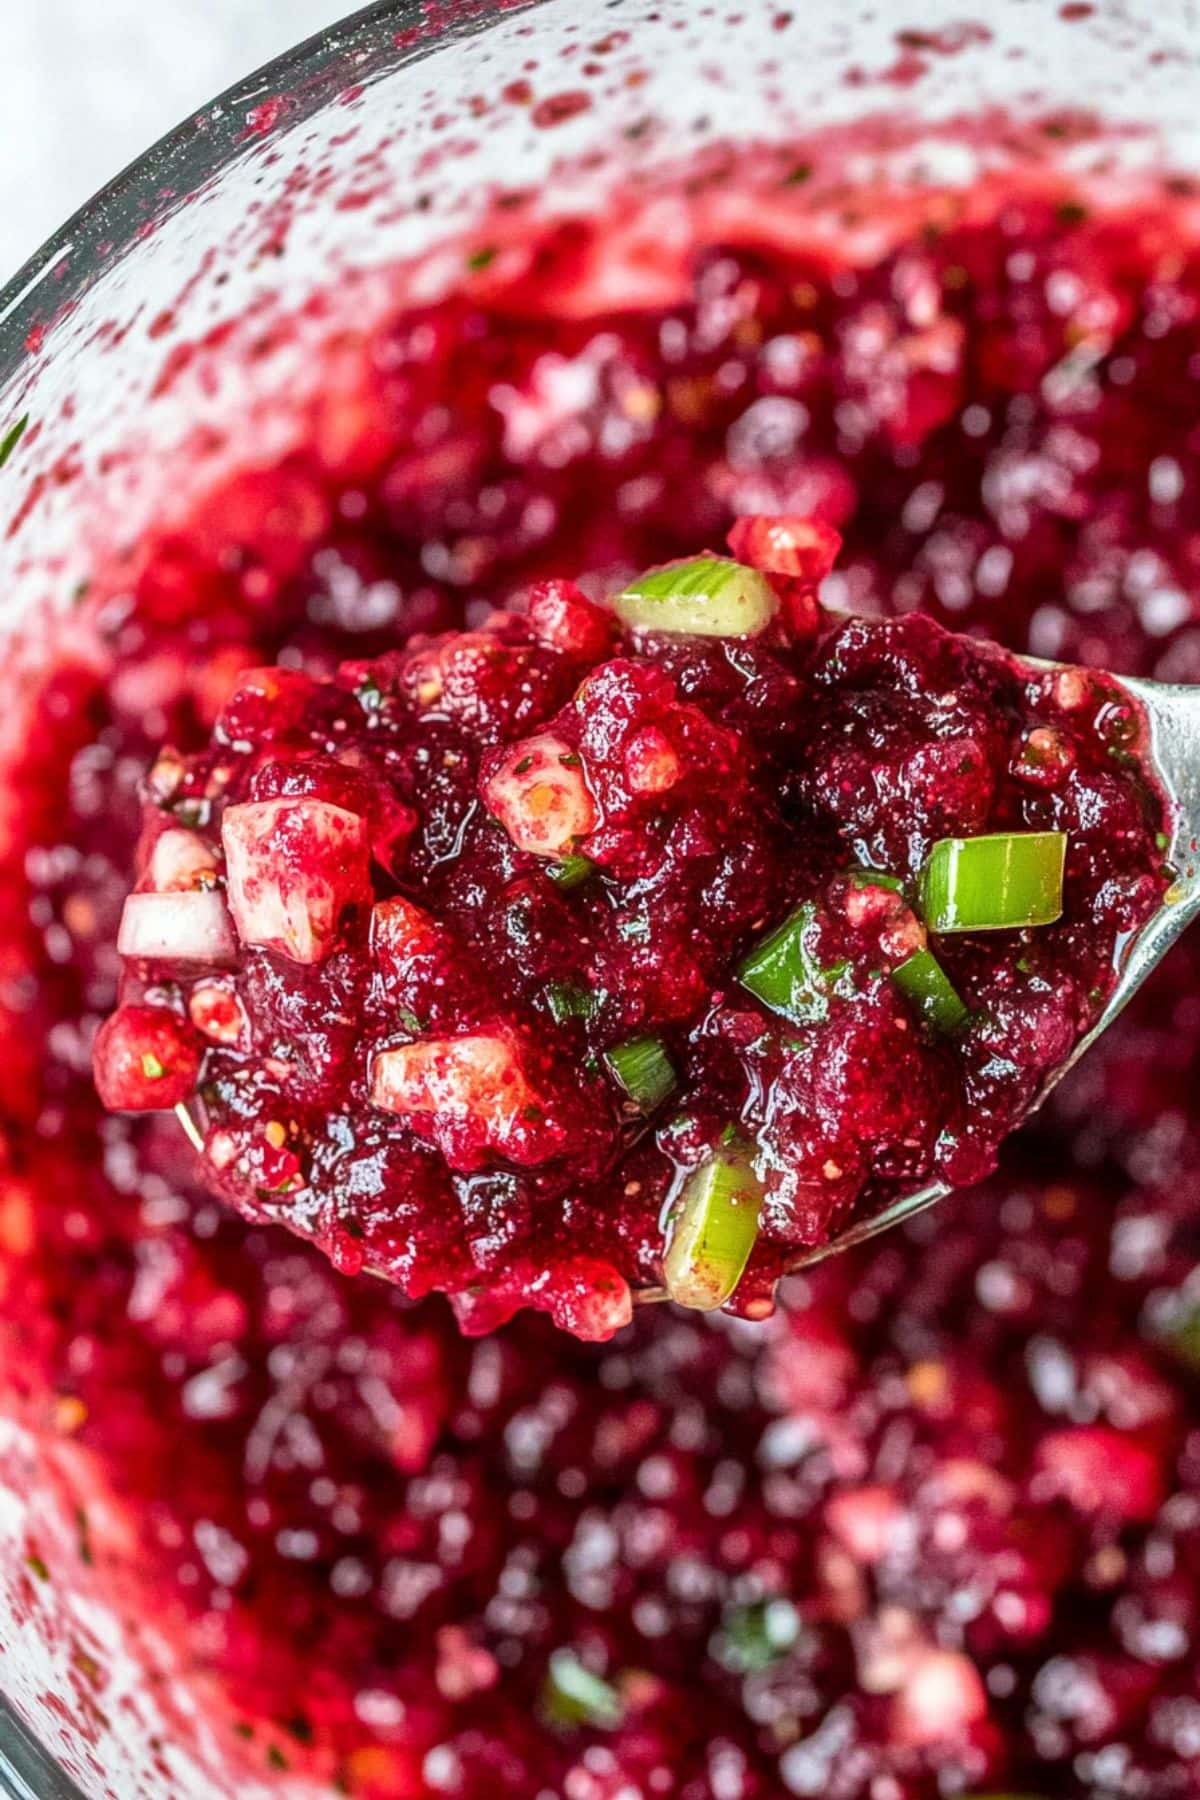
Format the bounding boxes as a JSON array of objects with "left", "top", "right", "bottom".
[{"left": 2, "top": 1, "right": 1200, "bottom": 1794}]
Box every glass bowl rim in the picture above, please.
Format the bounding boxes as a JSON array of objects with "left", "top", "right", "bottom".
[{"left": 0, "top": 0, "right": 543, "bottom": 386}]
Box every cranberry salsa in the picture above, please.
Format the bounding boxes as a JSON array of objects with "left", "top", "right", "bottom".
[
  {"left": 10, "top": 153, "right": 1200, "bottom": 1800},
  {"left": 94, "top": 527, "right": 1166, "bottom": 1334}
]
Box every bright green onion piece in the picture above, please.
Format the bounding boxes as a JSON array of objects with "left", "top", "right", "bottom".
[
  {"left": 547, "top": 852, "right": 594, "bottom": 890},
  {"left": 604, "top": 1035, "right": 677, "bottom": 1110},
  {"left": 737, "top": 902, "right": 830, "bottom": 1023},
  {"left": 891, "top": 947, "right": 968, "bottom": 1034},
  {"left": 663, "top": 1141, "right": 763, "bottom": 1312},
  {"left": 542, "top": 1649, "right": 624, "bottom": 1730},
  {"left": 920, "top": 831, "right": 1066, "bottom": 933},
  {"left": 614, "top": 556, "right": 778, "bottom": 638}
]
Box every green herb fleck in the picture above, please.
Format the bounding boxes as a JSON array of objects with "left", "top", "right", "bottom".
[
  {"left": 514, "top": 754, "right": 534, "bottom": 775},
  {"left": 845, "top": 867, "right": 905, "bottom": 893},
  {"left": 26, "top": 1553, "right": 49, "bottom": 1582},
  {"left": 398, "top": 1009, "right": 426, "bottom": 1035},
  {"left": 266, "top": 1745, "right": 290, "bottom": 1772},
  {"left": 467, "top": 245, "right": 498, "bottom": 272},
  {"left": 716, "top": 1597, "right": 802, "bottom": 1673},
  {"left": 356, "top": 675, "right": 383, "bottom": 714},
  {"left": 0, "top": 415, "right": 30, "bottom": 470},
  {"left": 141, "top": 1052, "right": 166, "bottom": 1080},
  {"left": 542, "top": 1649, "right": 624, "bottom": 1730},
  {"left": 547, "top": 853, "right": 594, "bottom": 892},
  {"left": 784, "top": 160, "right": 813, "bottom": 186}
]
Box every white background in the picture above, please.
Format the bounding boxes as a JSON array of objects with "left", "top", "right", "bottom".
[{"left": 0, "top": 0, "right": 339, "bottom": 280}]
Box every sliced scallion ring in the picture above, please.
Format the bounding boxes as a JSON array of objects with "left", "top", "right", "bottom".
[
  {"left": 663, "top": 1141, "right": 763, "bottom": 1311},
  {"left": 614, "top": 556, "right": 778, "bottom": 638},
  {"left": 546, "top": 982, "right": 594, "bottom": 1026},
  {"left": 604, "top": 1035, "right": 677, "bottom": 1111},
  {"left": 737, "top": 901, "right": 831, "bottom": 1023},
  {"left": 891, "top": 947, "right": 968, "bottom": 1034},
  {"left": 920, "top": 831, "right": 1066, "bottom": 933}
]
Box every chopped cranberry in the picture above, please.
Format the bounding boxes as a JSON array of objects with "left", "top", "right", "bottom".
[
  {"left": 370, "top": 1032, "right": 565, "bottom": 1169},
  {"left": 92, "top": 1003, "right": 203, "bottom": 1109}
]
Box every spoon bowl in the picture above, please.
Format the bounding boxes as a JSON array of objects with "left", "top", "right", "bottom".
[{"left": 785, "top": 667, "right": 1200, "bottom": 1270}]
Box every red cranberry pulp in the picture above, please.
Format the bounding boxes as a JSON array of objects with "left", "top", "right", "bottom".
[
  {"left": 93, "top": 530, "right": 1166, "bottom": 1336},
  {"left": 7, "top": 155, "right": 1200, "bottom": 1798}
]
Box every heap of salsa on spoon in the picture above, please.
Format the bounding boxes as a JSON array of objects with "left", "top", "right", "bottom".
[{"left": 93, "top": 516, "right": 1168, "bottom": 1339}]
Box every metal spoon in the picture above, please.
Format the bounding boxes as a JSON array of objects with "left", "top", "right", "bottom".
[{"left": 786, "top": 667, "right": 1200, "bottom": 1270}]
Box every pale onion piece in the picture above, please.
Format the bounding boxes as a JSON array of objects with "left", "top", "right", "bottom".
[
  {"left": 482, "top": 733, "right": 597, "bottom": 858},
  {"left": 118, "top": 890, "right": 238, "bottom": 966},
  {"left": 144, "top": 827, "right": 220, "bottom": 894},
  {"left": 221, "top": 797, "right": 370, "bottom": 965}
]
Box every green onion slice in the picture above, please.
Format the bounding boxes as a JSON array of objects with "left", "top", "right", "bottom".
[
  {"left": 614, "top": 556, "right": 778, "bottom": 638},
  {"left": 891, "top": 947, "right": 968, "bottom": 1034},
  {"left": 737, "top": 902, "right": 833, "bottom": 1023},
  {"left": 663, "top": 1141, "right": 763, "bottom": 1312},
  {"left": 546, "top": 982, "right": 594, "bottom": 1026},
  {"left": 920, "top": 831, "right": 1066, "bottom": 933},
  {"left": 845, "top": 867, "right": 905, "bottom": 894},
  {"left": 717, "top": 1597, "right": 802, "bottom": 1674},
  {"left": 542, "top": 1650, "right": 624, "bottom": 1730},
  {"left": 546, "top": 852, "right": 595, "bottom": 891},
  {"left": 604, "top": 1035, "right": 677, "bottom": 1110}
]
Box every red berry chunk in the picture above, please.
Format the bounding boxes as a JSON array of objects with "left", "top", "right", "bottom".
[
  {"left": 371, "top": 1032, "right": 562, "bottom": 1169},
  {"left": 92, "top": 1004, "right": 203, "bottom": 1110},
  {"left": 117, "top": 890, "right": 238, "bottom": 967}
]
